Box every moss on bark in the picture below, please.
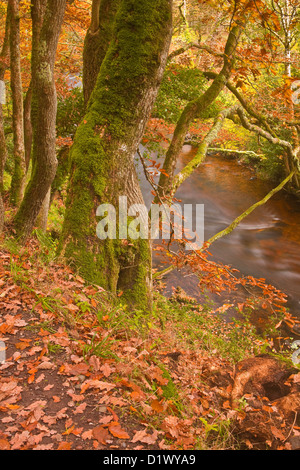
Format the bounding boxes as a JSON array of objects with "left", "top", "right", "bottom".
[{"left": 60, "top": 0, "right": 172, "bottom": 310}]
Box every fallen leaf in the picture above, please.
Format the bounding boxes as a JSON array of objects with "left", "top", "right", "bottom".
[
  {"left": 80, "top": 379, "right": 115, "bottom": 394},
  {"left": 37, "top": 361, "right": 55, "bottom": 370},
  {"left": 0, "top": 438, "right": 10, "bottom": 450},
  {"left": 74, "top": 402, "right": 87, "bottom": 414},
  {"left": 132, "top": 429, "right": 158, "bottom": 445},
  {"left": 151, "top": 399, "right": 164, "bottom": 413},
  {"left": 65, "top": 363, "right": 90, "bottom": 376},
  {"left": 271, "top": 426, "right": 286, "bottom": 441},
  {"left": 57, "top": 441, "right": 72, "bottom": 450},
  {"left": 44, "top": 384, "right": 54, "bottom": 391},
  {"left": 92, "top": 425, "right": 110, "bottom": 444},
  {"left": 82, "top": 429, "right": 93, "bottom": 440},
  {"left": 63, "top": 424, "right": 75, "bottom": 435},
  {"left": 16, "top": 340, "right": 31, "bottom": 350},
  {"left": 108, "top": 422, "right": 130, "bottom": 440},
  {"left": 28, "top": 375, "right": 35, "bottom": 384},
  {"left": 100, "top": 363, "right": 113, "bottom": 378}
]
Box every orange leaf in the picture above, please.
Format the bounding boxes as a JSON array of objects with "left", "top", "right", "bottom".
[
  {"left": 28, "top": 374, "right": 35, "bottom": 384},
  {"left": 151, "top": 399, "right": 164, "bottom": 413},
  {"left": 63, "top": 424, "right": 75, "bottom": 435},
  {"left": 91, "top": 298, "right": 97, "bottom": 308},
  {"left": 0, "top": 438, "right": 11, "bottom": 450},
  {"left": 92, "top": 425, "right": 110, "bottom": 445},
  {"left": 107, "top": 406, "right": 119, "bottom": 422},
  {"left": 16, "top": 340, "right": 31, "bottom": 350},
  {"left": 271, "top": 426, "right": 286, "bottom": 441},
  {"left": 6, "top": 404, "right": 19, "bottom": 410},
  {"left": 108, "top": 423, "right": 130, "bottom": 440},
  {"left": 57, "top": 441, "right": 72, "bottom": 450}
]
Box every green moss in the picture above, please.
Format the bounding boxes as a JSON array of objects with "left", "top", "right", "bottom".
[{"left": 60, "top": 0, "right": 172, "bottom": 309}]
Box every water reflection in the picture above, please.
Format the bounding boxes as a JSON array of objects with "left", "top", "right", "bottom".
[{"left": 135, "top": 146, "right": 300, "bottom": 317}]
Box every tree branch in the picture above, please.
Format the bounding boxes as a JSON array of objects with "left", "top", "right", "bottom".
[
  {"left": 171, "top": 105, "right": 240, "bottom": 195},
  {"left": 157, "top": 23, "right": 245, "bottom": 201},
  {"left": 206, "top": 170, "right": 295, "bottom": 246},
  {"left": 203, "top": 71, "right": 277, "bottom": 137}
]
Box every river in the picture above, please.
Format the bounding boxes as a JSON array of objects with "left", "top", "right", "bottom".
[{"left": 135, "top": 145, "right": 300, "bottom": 320}]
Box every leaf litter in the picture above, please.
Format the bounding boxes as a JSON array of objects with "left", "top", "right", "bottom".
[{"left": 0, "top": 242, "right": 299, "bottom": 450}]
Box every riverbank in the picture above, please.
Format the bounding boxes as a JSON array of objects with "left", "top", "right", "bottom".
[{"left": 0, "top": 233, "right": 299, "bottom": 450}]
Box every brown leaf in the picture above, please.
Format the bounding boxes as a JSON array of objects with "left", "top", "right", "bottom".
[
  {"left": 80, "top": 379, "right": 115, "bottom": 394},
  {"left": 151, "top": 399, "right": 164, "bottom": 413},
  {"left": 0, "top": 438, "right": 10, "bottom": 450},
  {"left": 92, "top": 425, "right": 110, "bottom": 444},
  {"left": 73, "top": 402, "right": 87, "bottom": 414},
  {"left": 132, "top": 429, "right": 158, "bottom": 445},
  {"left": 65, "top": 363, "right": 90, "bottom": 376},
  {"left": 271, "top": 426, "right": 286, "bottom": 441},
  {"left": 100, "top": 363, "right": 113, "bottom": 378},
  {"left": 108, "top": 422, "right": 130, "bottom": 440},
  {"left": 37, "top": 361, "right": 55, "bottom": 370},
  {"left": 57, "top": 441, "right": 72, "bottom": 450},
  {"left": 16, "top": 340, "right": 31, "bottom": 350}
]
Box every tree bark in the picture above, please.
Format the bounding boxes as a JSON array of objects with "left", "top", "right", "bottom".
[
  {"left": 60, "top": 0, "right": 173, "bottom": 309},
  {"left": 170, "top": 105, "right": 239, "bottom": 196},
  {"left": 9, "top": 0, "right": 26, "bottom": 207},
  {"left": 0, "top": 2, "right": 11, "bottom": 231},
  {"left": 82, "top": 0, "right": 121, "bottom": 107},
  {"left": 156, "top": 23, "right": 244, "bottom": 200},
  {"left": 23, "top": 82, "right": 33, "bottom": 171},
  {"left": 13, "top": 0, "right": 67, "bottom": 240}
]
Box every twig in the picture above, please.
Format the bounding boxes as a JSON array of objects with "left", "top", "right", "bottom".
[{"left": 284, "top": 411, "right": 298, "bottom": 443}]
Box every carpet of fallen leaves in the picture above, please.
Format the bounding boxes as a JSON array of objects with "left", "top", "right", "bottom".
[{"left": 0, "top": 239, "right": 299, "bottom": 451}]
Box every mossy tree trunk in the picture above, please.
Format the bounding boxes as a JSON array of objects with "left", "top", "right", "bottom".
[
  {"left": 82, "top": 0, "right": 121, "bottom": 107},
  {"left": 0, "top": 3, "right": 10, "bottom": 231},
  {"left": 9, "top": 0, "right": 26, "bottom": 207},
  {"left": 13, "top": 0, "right": 67, "bottom": 239},
  {"left": 60, "top": 0, "right": 173, "bottom": 310}
]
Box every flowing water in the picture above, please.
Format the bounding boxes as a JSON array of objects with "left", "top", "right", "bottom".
[{"left": 135, "top": 145, "right": 300, "bottom": 319}]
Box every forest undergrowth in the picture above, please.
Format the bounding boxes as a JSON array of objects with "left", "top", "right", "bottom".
[{"left": 0, "top": 226, "right": 299, "bottom": 451}]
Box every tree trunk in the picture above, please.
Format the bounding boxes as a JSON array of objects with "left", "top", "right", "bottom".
[
  {"left": 13, "top": 0, "right": 67, "bottom": 240},
  {"left": 9, "top": 0, "right": 26, "bottom": 207},
  {"left": 23, "top": 83, "right": 33, "bottom": 171},
  {"left": 82, "top": 0, "right": 121, "bottom": 107},
  {"left": 156, "top": 23, "right": 244, "bottom": 200},
  {"left": 36, "top": 187, "right": 51, "bottom": 232},
  {"left": 0, "top": 2, "right": 11, "bottom": 231},
  {"left": 0, "top": 106, "right": 6, "bottom": 232},
  {"left": 60, "top": 0, "right": 173, "bottom": 310}
]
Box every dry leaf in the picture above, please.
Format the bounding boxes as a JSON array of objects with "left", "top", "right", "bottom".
[
  {"left": 80, "top": 379, "right": 115, "bottom": 394},
  {"left": 92, "top": 425, "right": 110, "bottom": 444},
  {"left": 108, "top": 423, "right": 130, "bottom": 440},
  {"left": 37, "top": 361, "right": 54, "bottom": 370},
  {"left": 57, "top": 441, "right": 72, "bottom": 450},
  {"left": 65, "top": 362, "right": 90, "bottom": 376},
  {"left": 0, "top": 438, "right": 10, "bottom": 450},
  {"left": 271, "top": 426, "right": 286, "bottom": 441},
  {"left": 100, "top": 363, "right": 113, "bottom": 378},
  {"left": 132, "top": 429, "right": 158, "bottom": 445},
  {"left": 151, "top": 399, "right": 164, "bottom": 413},
  {"left": 74, "top": 402, "right": 87, "bottom": 414}
]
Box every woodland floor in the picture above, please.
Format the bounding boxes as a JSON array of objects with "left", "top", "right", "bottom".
[{"left": 0, "top": 237, "right": 300, "bottom": 452}]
